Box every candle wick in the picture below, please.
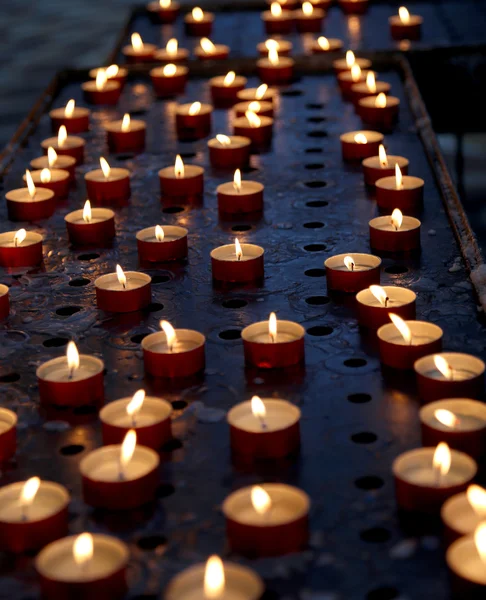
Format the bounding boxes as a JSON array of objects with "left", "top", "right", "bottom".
[
  {"left": 21, "top": 506, "right": 28, "bottom": 522},
  {"left": 237, "top": 254, "right": 241, "bottom": 262},
  {"left": 259, "top": 416, "right": 267, "bottom": 431},
  {"left": 68, "top": 367, "right": 75, "bottom": 380},
  {"left": 15, "top": 239, "right": 18, "bottom": 247},
  {"left": 270, "top": 333, "right": 276, "bottom": 343},
  {"left": 384, "top": 297, "right": 389, "bottom": 308},
  {"left": 435, "top": 466, "right": 442, "bottom": 488},
  {"left": 122, "top": 281, "right": 126, "bottom": 290},
  {"left": 118, "top": 463, "right": 126, "bottom": 481},
  {"left": 351, "top": 264, "right": 354, "bottom": 271}
]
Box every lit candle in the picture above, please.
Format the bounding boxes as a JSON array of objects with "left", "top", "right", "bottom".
[
  {"left": 447, "top": 523, "right": 486, "bottom": 596},
  {"left": 217, "top": 169, "right": 264, "bottom": 215},
  {"left": 154, "top": 38, "right": 189, "bottom": 64},
  {"left": 338, "top": 64, "right": 374, "bottom": 99},
  {"left": 355, "top": 285, "right": 416, "bottom": 329},
  {"left": 257, "top": 47, "right": 295, "bottom": 84},
  {"left": 95, "top": 265, "right": 152, "bottom": 313},
  {"left": 81, "top": 68, "right": 121, "bottom": 105},
  {"left": 122, "top": 32, "right": 157, "bottom": 63},
  {"left": 211, "top": 237, "right": 264, "bottom": 282},
  {"left": 234, "top": 99, "right": 274, "bottom": 118},
  {"left": 207, "top": 134, "right": 252, "bottom": 169},
  {"left": 333, "top": 50, "right": 371, "bottom": 75},
  {"left": 311, "top": 36, "right": 344, "bottom": 53},
  {"left": 369, "top": 208, "right": 421, "bottom": 253},
  {"left": 41, "top": 125, "right": 85, "bottom": 165},
  {"left": 223, "top": 484, "right": 310, "bottom": 556},
  {"left": 5, "top": 169, "right": 56, "bottom": 222},
  {"left": 0, "top": 407, "right": 17, "bottom": 463},
  {"left": 265, "top": 0, "right": 298, "bottom": 10},
  {"left": 393, "top": 443, "right": 477, "bottom": 513},
  {"left": 147, "top": 0, "right": 180, "bottom": 23},
  {"left": 389, "top": 6, "right": 423, "bottom": 41},
  {"left": 228, "top": 396, "right": 301, "bottom": 459},
  {"left": 49, "top": 99, "right": 90, "bottom": 134},
  {"left": 175, "top": 101, "right": 212, "bottom": 141},
  {"left": 142, "top": 320, "right": 206, "bottom": 378},
  {"left": 237, "top": 83, "right": 277, "bottom": 104},
  {"left": 150, "top": 63, "right": 188, "bottom": 98},
  {"left": 0, "top": 284, "right": 9, "bottom": 321},
  {"left": 442, "top": 485, "right": 486, "bottom": 545},
  {"left": 0, "top": 478, "right": 69, "bottom": 553},
  {"left": 23, "top": 165, "right": 70, "bottom": 200},
  {"left": 136, "top": 224, "right": 188, "bottom": 263},
  {"left": 414, "top": 353, "right": 485, "bottom": 402},
  {"left": 358, "top": 92, "right": 400, "bottom": 130},
  {"left": 324, "top": 253, "right": 381, "bottom": 292},
  {"left": 184, "top": 6, "right": 214, "bottom": 37},
  {"left": 376, "top": 164, "right": 425, "bottom": 213},
  {"left": 338, "top": 0, "right": 369, "bottom": 15},
  {"left": 35, "top": 533, "right": 129, "bottom": 600},
  {"left": 294, "top": 1, "right": 325, "bottom": 33},
  {"left": 194, "top": 37, "right": 230, "bottom": 61},
  {"left": 362, "top": 144, "right": 409, "bottom": 186},
  {"left": 242, "top": 312, "right": 305, "bottom": 368},
  {"left": 31, "top": 146, "right": 76, "bottom": 181},
  {"left": 257, "top": 38, "right": 293, "bottom": 57},
  {"left": 65, "top": 200, "right": 116, "bottom": 247},
  {"left": 158, "top": 155, "right": 204, "bottom": 204},
  {"left": 377, "top": 314, "right": 443, "bottom": 370},
  {"left": 261, "top": 2, "right": 294, "bottom": 35},
  {"left": 84, "top": 157, "right": 131, "bottom": 205},
  {"left": 100, "top": 389, "right": 173, "bottom": 449},
  {"left": 0, "top": 229, "right": 43, "bottom": 268},
  {"left": 351, "top": 71, "right": 391, "bottom": 105},
  {"left": 104, "top": 113, "right": 146, "bottom": 154},
  {"left": 88, "top": 64, "right": 128, "bottom": 89},
  {"left": 340, "top": 130, "right": 384, "bottom": 161},
  {"left": 233, "top": 110, "right": 274, "bottom": 150},
  {"left": 210, "top": 71, "right": 248, "bottom": 107}
]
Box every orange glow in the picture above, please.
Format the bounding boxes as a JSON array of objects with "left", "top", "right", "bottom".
[
  {"left": 302, "top": 1, "right": 313, "bottom": 15},
  {"left": 73, "top": 533, "right": 93, "bottom": 567},
  {"left": 163, "top": 63, "right": 177, "bottom": 77},
  {"left": 317, "top": 36, "right": 330, "bottom": 51},
  {"left": 127, "top": 389, "right": 145, "bottom": 422},
  {"left": 14, "top": 229, "right": 26, "bottom": 247},
  {"left": 268, "top": 46, "right": 279, "bottom": 66},
  {"left": 40, "top": 168, "right": 51, "bottom": 184},
  {"left": 131, "top": 32, "right": 144, "bottom": 52},
  {"left": 66, "top": 341, "right": 80, "bottom": 377},
  {"left": 378, "top": 144, "right": 388, "bottom": 167},
  {"left": 251, "top": 396, "right": 267, "bottom": 420},
  {"left": 95, "top": 68, "right": 107, "bottom": 91},
  {"left": 350, "top": 64, "right": 361, "bottom": 82},
  {"left": 48, "top": 147, "right": 58, "bottom": 167},
  {"left": 265, "top": 39, "right": 279, "bottom": 51},
  {"left": 366, "top": 71, "right": 376, "bottom": 94},
  {"left": 434, "top": 355, "right": 454, "bottom": 381},
  {"left": 58, "top": 125, "right": 67, "bottom": 148},
  {"left": 370, "top": 285, "right": 388, "bottom": 307},
  {"left": 189, "top": 101, "right": 202, "bottom": 116},
  {"left": 475, "top": 523, "right": 486, "bottom": 564},
  {"left": 433, "top": 442, "right": 451, "bottom": 482},
  {"left": 155, "top": 225, "right": 164, "bottom": 241},
  {"left": 100, "top": 157, "right": 111, "bottom": 179},
  {"left": 354, "top": 133, "right": 367, "bottom": 144},
  {"left": 245, "top": 110, "right": 261, "bottom": 128},
  {"left": 269, "top": 312, "right": 277, "bottom": 342},
  {"left": 192, "top": 6, "right": 204, "bottom": 21},
  {"left": 235, "top": 238, "right": 243, "bottom": 260},
  {"left": 467, "top": 485, "right": 486, "bottom": 515},
  {"left": 270, "top": 2, "right": 283, "bottom": 17},
  {"left": 161, "top": 320, "right": 176, "bottom": 351},
  {"left": 83, "top": 200, "right": 92, "bottom": 223},
  {"left": 20, "top": 477, "right": 41, "bottom": 513},
  {"left": 120, "top": 430, "right": 137, "bottom": 476},
  {"left": 391, "top": 208, "right": 403, "bottom": 230},
  {"left": 375, "top": 92, "right": 387, "bottom": 108},
  {"left": 121, "top": 113, "right": 130, "bottom": 132},
  {"left": 204, "top": 556, "right": 225, "bottom": 599},
  {"left": 223, "top": 71, "right": 236, "bottom": 87},
  {"left": 344, "top": 255, "right": 355, "bottom": 271},
  {"left": 106, "top": 65, "right": 119, "bottom": 79},
  {"left": 346, "top": 50, "right": 355, "bottom": 68},
  {"left": 216, "top": 134, "right": 231, "bottom": 146},
  {"left": 434, "top": 409, "right": 460, "bottom": 428},
  {"left": 116, "top": 264, "right": 127, "bottom": 288},
  {"left": 65, "top": 99, "right": 75, "bottom": 118},
  {"left": 166, "top": 38, "right": 178, "bottom": 56},
  {"left": 398, "top": 6, "right": 410, "bottom": 24},
  {"left": 395, "top": 164, "right": 403, "bottom": 189},
  {"left": 248, "top": 101, "right": 261, "bottom": 112},
  {"left": 389, "top": 313, "right": 412, "bottom": 345},
  {"left": 25, "top": 170, "right": 36, "bottom": 199},
  {"left": 200, "top": 38, "right": 216, "bottom": 54},
  {"left": 175, "top": 155, "right": 185, "bottom": 178},
  {"left": 160, "top": 0, "right": 171, "bottom": 7},
  {"left": 233, "top": 169, "right": 242, "bottom": 193},
  {"left": 251, "top": 486, "right": 271, "bottom": 515},
  {"left": 256, "top": 84, "right": 268, "bottom": 100}
]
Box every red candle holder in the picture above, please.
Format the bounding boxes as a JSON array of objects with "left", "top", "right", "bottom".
[
  {"left": 150, "top": 65, "right": 188, "bottom": 98},
  {"left": 41, "top": 133, "right": 85, "bottom": 165},
  {"left": 228, "top": 397, "right": 301, "bottom": 459},
  {"left": 389, "top": 10, "right": 423, "bottom": 40},
  {"left": 159, "top": 159, "right": 204, "bottom": 204},
  {"left": 257, "top": 56, "right": 295, "bottom": 84},
  {"left": 369, "top": 214, "right": 421, "bottom": 253},
  {"left": 234, "top": 100, "right": 274, "bottom": 118},
  {"left": 88, "top": 66, "right": 128, "bottom": 89},
  {"left": 0, "top": 407, "right": 16, "bottom": 462},
  {"left": 147, "top": 0, "right": 180, "bottom": 23},
  {"left": 65, "top": 205, "right": 116, "bottom": 247},
  {"left": 447, "top": 533, "right": 486, "bottom": 597},
  {"left": 355, "top": 285, "right": 416, "bottom": 330},
  {"left": 338, "top": 0, "right": 368, "bottom": 14},
  {"left": 340, "top": 131, "right": 384, "bottom": 161},
  {"left": 333, "top": 54, "right": 371, "bottom": 75},
  {"left": 49, "top": 102, "right": 90, "bottom": 134},
  {"left": 122, "top": 35, "right": 157, "bottom": 63},
  {"left": 242, "top": 316, "right": 305, "bottom": 368},
  {"left": 136, "top": 225, "right": 188, "bottom": 263},
  {"left": 311, "top": 36, "right": 344, "bottom": 53},
  {"left": 184, "top": 8, "right": 214, "bottom": 36},
  {"left": 211, "top": 242, "right": 264, "bottom": 282},
  {"left": 207, "top": 135, "right": 251, "bottom": 169},
  {"left": 217, "top": 175, "right": 264, "bottom": 216},
  {"left": 237, "top": 86, "right": 277, "bottom": 104},
  {"left": 233, "top": 114, "right": 273, "bottom": 150},
  {"left": 31, "top": 152, "right": 76, "bottom": 181},
  {"left": 142, "top": 327, "right": 206, "bottom": 378},
  {"left": 194, "top": 40, "right": 229, "bottom": 61},
  {"left": 377, "top": 320, "right": 443, "bottom": 370},
  {"left": 23, "top": 168, "right": 70, "bottom": 200},
  {"left": 84, "top": 163, "right": 131, "bottom": 205},
  {"left": 351, "top": 80, "right": 391, "bottom": 106},
  {"left": 359, "top": 94, "right": 400, "bottom": 131},
  {"left": 222, "top": 484, "right": 310, "bottom": 556},
  {"left": 0, "top": 285, "right": 9, "bottom": 321},
  {"left": 375, "top": 173, "right": 424, "bottom": 213},
  {"left": 257, "top": 39, "right": 293, "bottom": 57},
  {"left": 210, "top": 73, "right": 247, "bottom": 108},
  {"left": 325, "top": 253, "right": 381, "bottom": 293},
  {"left": 0, "top": 230, "right": 43, "bottom": 268},
  {"left": 294, "top": 5, "right": 325, "bottom": 33},
  {"left": 414, "top": 353, "right": 486, "bottom": 403},
  {"left": 81, "top": 80, "right": 121, "bottom": 106},
  {"left": 362, "top": 153, "right": 409, "bottom": 186},
  {"left": 261, "top": 6, "right": 294, "bottom": 34},
  {"left": 175, "top": 102, "right": 212, "bottom": 141},
  {"left": 338, "top": 69, "right": 373, "bottom": 100},
  {"left": 95, "top": 270, "right": 152, "bottom": 313},
  {"left": 5, "top": 186, "right": 56, "bottom": 222},
  {"left": 104, "top": 116, "right": 146, "bottom": 154}
]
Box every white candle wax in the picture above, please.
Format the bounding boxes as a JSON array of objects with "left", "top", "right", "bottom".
[
  {"left": 402, "top": 467, "right": 465, "bottom": 487},
  {"left": 442, "top": 493, "right": 486, "bottom": 536},
  {"left": 211, "top": 243, "right": 264, "bottom": 263},
  {"left": 421, "top": 399, "right": 486, "bottom": 433},
  {"left": 0, "top": 481, "right": 69, "bottom": 523},
  {"left": 85, "top": 167, "right": 129, "bottom": 184},
  {"left": 95, "top": 272, "right": 151, "bottom": 292},
  {"left": 356, "top": 286, "right": 416, "bottom": 309},
  {"left": 0, "top": 231, "right": 42, "bottom": 249},
  {"left": 447, "top": 536, "right": 486, "bottom": 585},
  {"left": 228, "top": 399, "right": 300, "bottom": 433},
  {"left": 80, "top": 445, "right": 158, "bottom": 483},
  {"left": 36, "top": 355, "right": 103, "bottom": 383},
  {"left": 136, "top": 226, "right": 187, "bottom": 245},
  {"left": 100, "top": 397, "right": 172, "bottom": 429}
]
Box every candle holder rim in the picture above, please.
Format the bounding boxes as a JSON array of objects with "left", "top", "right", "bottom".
[
  {"left": 420, "top": 398, "right": 486, "bottom": 432},
  {"left": 79, "top": 444, "right": 159, "bottom": 480},
  {"left": 377, "top": 320, "right": 443, "bottom": 342},
  {"left": 256, "top": 56, "right": 295, "bottom": 68},
  {"left": 99, "top": 395, "right": 173, "bottom": 425},
  {"left": 209, "top": 74, "right": 248, "bottom": 85},
  {"left": 81, "top": 80, "right": 121, "bottom": 92},
  {"left": 0, "top": 406, "right": 17, "bottom": 427},
  {"left": 210, "top": 243, "right": 264, "bottom": 260},
  {"left": 216, "top": 180, "right": 264, "bottom": 194},
  {"left": 227, "top": 398, "right": 301, "bottom": 429},
  {"left": 0, "top": 231, "right": 43, "bottom": 245},
  {"left": 64, "top": 207, "right": 115, "bottom": 224},
  {"left": 358, "top": 95, "right": 400, "bottom": 107},
  {"left": 84, "top": 167, "right": 130, "bottom": 182},
  {"left": 241, "top": 320, "right": 305, "bottom": 342},
  {"left": 392, "top": 446, "right": 478, "bottom": 482},
  {"left": 150, "top": 65, "right": 189, "bottom": 77},
  {"left": 153, "top": 48, "right": 190, "bottom": 60},
  {"left": 337, "top": 69, "right": 376, "bottom": 82},
  {"left": 5, "top": 187, "right": 55, "bottom": 203},
  {"left": 158, "top": 164, "right": 205, "bottom": 180},
  {"left": 24, "top": 169, "right": 70, "bottom": 183},
  {"left": 351, "top": 80, "right": 391, "bottom": 93},
  {"left": 340, "top": 130, "right": 384, "bottom": 143},
  {"left": 414, "top": 352, "right": 486, "bottom": 377},
  {"left": 446, "top": 533, "right": 486, "bottom": 585},
  {"left": 0, "top": 480, "right": 70, "bottom": 524},
  {"left": 184, "top": 11, "right": 215, "bottom": 22},
  {"left": 0, "top": 283, "right": 10, "bottom": 296},
  {"left": 41, "top": 136, "right": 86, "bottom": 149},
  {"left": 369, "top": 214, "right": 420, "bottom": 229},
  {"left": 356, "top": 285, "right": 416, "bottom": 303},
  {"left": 141, "top": 329, "right": 206, "bottom": 352},
  {"left": 388, "top": 13, "right": 424, "bottom": 24},
  {"left": 122, "top": 42, "right": 158, "bottom": 53},
  {"left": 375, "top": 174, "right": 425, "bottom": 189},
  {"left": 31, "top": 154, "right": 76, "bottom": 168},
  {"left": 324, "top": 252, "right": 382, "bottom": 269},
  {"left": 88, "top": 66, "right": 128, "bottom": 78},
  {"left": 36, "top": 354, "right": 104, "bottom": 381},
  {"left": 94, "top": 271, "right": 152, "bottom": 289},
  {"left": 103, "top": 119, "right": 147, "bottom": 132},
  {"left": 49, "top": 105, "right": 91, "bottom": 117},
  {"left": 136, "top": 225, "right": 188, "bottom": 242}
]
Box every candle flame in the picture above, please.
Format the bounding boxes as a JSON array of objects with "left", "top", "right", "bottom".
[
  {"left": 302, "top": 1, "right": 313, "bottom": 15},
  {"left": 83, "top": 199, "right": 92, "bottom": 223},
  {"left": 251, "top": 486, "right": 272, "bottom": 515},
  {"left": 369, "top": 285, "right": 388, "bottom": 307},
  {"left": 245, "top": 110, "right": 261, "bottom": 128},
  {"left": 65, "top": 99, "right": 75, "bottom": 118},
  {"left": 379, "top": 144, "right": 388, "bottom": 167},
  {"left": 200, "top": 37, "right": 216, "bottom": 54},
  {"left": 375, "top": 92, "right": 387, "bottom": 108},
  {"left": 256, "top": 84, "right": 268, "bottom": 100},
  {"left": 350, "top": 64, "right": 362, "bottom": 82},
  {"left": 160, "top": 0, "right": 171, "bottom": 7},
  {"left": 475, "top": 523, "right": 486, "bottom": 564},
  {"left": 248, "top": 101, "right": 261, "bottom": 112},
  {"left": 126, "top": 389, "right": 145, "bottom": 419},
  {"left": 163, "top": 63, "right": 177, "bottom": 77},
  {"left": 73, "top": 533, "right": 93, "bottom": 567},
  {"left": 224, "top": 71, "right": 236, "bottom": 87},
  {"left": 40, "top": 168, "right": 52, "bottom": 184},
  {"left": 434, "top": 408, "right": 460, "bottom": 428},
  {"left": 389, "top": 313, "right": 412, "bottom": 345},
  {"left": 20, "top": 477, "right": 41, "bottom": 508},
  {"left": 67, "top": 341, "right": 80, "bottom": 374},
  {"left": 433, "top": 442, "right": 451, "bottom": 478},
  {"left": 398, "top": 6, "right": 410, "bottom": 24},
  {"left": 160, "top": 320, "right": 176, "bottom": 352},
  {"left": 318, "top": 36, "right": 330, "bottom": 51},
  {"left": 270, "top": 2, "right": 283, "bottom": 16},
  {"left": 155, "top": 225, "right": 165, "bottom": 241},
  {"left": 235, "top": 237, "right": 243, "bottom": 260},
  {"left": 216, "top": 134, "right": 231, "bottom": 146},
  {"left": 268, "top": 46, "right": 279, "bottom": 66},
  {"left": 100, "top": 157, "right": 111, "bottom": 179},
  {"left": 116, "top": 264, "right": 127, "bottom": 288},
  {"left": 265, "top": 39, "right": 279, "bottom": 51},
  {"left": 14, "top": 229, "right": 27, "bottom": 247},
  {"left": 354, "top": 133, "right": 367, "bottom": 144},
  {"left": 166, "top": 38, "right": 178, "bottom": 55},
  {"left": 25, "top": 170, "right": 36, "bottom": 198},
  {"left": 366, "top": 71, "right": 376, "bottom": 94},
  {"left": 269, "top": 312, "right": 277, "bottom": 342},
  {"left": 48, "top": 147, "right": 58, "bottom": 167},
  {"left": 233, "top": 169, "right": 242, "bottom": 192},
  {"left": 467, "top": 485, "right": 486, "bottom": 516},
  {"left": 395, "top": 164, "right": 403, "bottom": 190},
  {"left": 434, "top": 355, "right": 454, "bottom": 380},
  {"left": 121, "top": 113, "right": 131, "bottom": 132},
  {"left": 391, "top": 208, "right": 403, "bottom": 231},
  {"left": 175, "top": 155, "right": 185, "bottom": 178},
  {"left": 189, "top": 101, "right": 202, "bottom": 116},
  {"left": 344, "top": 255, "right": 355, "bottom": 271},
  {"left": 131, "top": 32, "right": 144, "bottom": 52},
  {"left": 120, "top": 429, "right": 137, "bottom": 472},
  {"left": 346, "top": 50, "right": 355, "bottom": 68},
  {"left": 106, "top": 64, "right": 119, "bottom": 79},
  {"left": 192, "top": 6, "right": 204, "bottom": 20},
  {"left": 204, "top": 556, "right": 225, "bottom": 599},
  {"left": 95, "top": 68, "right": 107, "bottom": 91},
  {"left": 251, "top": 395, "right": 266, "bottom": 419},
  {"left": 58, "top": 125, "right": 67, "bottom": 148}
]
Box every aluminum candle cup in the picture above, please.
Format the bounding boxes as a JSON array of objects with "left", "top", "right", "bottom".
[
  {"left": 351, "top": 80, "right": 391, "bottom": 105},
  {"left": 0, "top": 407, "right": 16, "bottom": 463},
  {"left": 24, "top": 169, "right": 70, "bottom": 200},
  {"left": 81, "top": 80, "right": 121, "bottom": 106},
  {"left": 362, "top": 154, "right": 409, "bottom": 186},
  {"left": 84, "top": 167, "right": 131, "bottom": 205},
  {"left": 369, "top": 215, "right": 421, "bottom": 253},
  {"left": 257, "top": 39, "right": 293, "bottom": 57},
  {"left": 150, "top": 65, "right": 188, "bottom": 98},
  {"left": 0, "top": 231, "right": 43, "bottom": 268},
  {"left": 184, "top": 10, "right": 214, "bottom": 36},
  {"left": 420, "top": 399, "right": 486, "bottom": 460},
  {"left": 36, "top": 534, "right": 129, "bottom": 600},
  {"left": 41, "top": 135, "right": 85, "bottom": 164},
  {"left": 0, "top": 285, "right": 9, "bottom": 321},
  {"left": 389, "top": 12, "right": 423, "bottom": 40},
  {"left": 31, "top": 154, "right": 76, "bottom": 181},
  {"left": 49, "top": 105, "right": 90, "bottom": 134},
  {"left": 333, "top": 56, "right": 371, "bottom": 75},
  {"left": 325, "top": 253, "right": 381, "bottom": 293},
  {"left": 338, "top": 0, "right": 368, "bottom": 14},
  {"left": 377, "top": 321, "right": 443, "bottom": 370},
  {"left": 217, "top": 180, "right": 264, "bottom": 215},
  {"left": 65, "top": 208, "right": 116, "bottom": 247},
  {"left": 415, "top": 353, "right": 486, "bottom": 403},
  {"left": 223, "top": 484, "right": 310, "bottom": 556},
  {"left": 147, "top": 0, "right": 180, "bottom": 23},
  {"left": 95, "top": 272, "right": 152, "bottom": 313},
  {"left": 242, "top": 320, "right": 305, "bottom": 368},
  {"left": 359, "top": 95, "right": 400, "bottom": 131},
  {"left": 104, "top": 118, "right": 146, "bottom": 154},
  {"left": 0, "top": 481, "right": 69, "bottom": 553},
  {"left": 233, "top": 115, "right": 273, "bottom": 150},
  {"left": 228, "top": 398, "right": 301, "bottom": 459},
  {"left": 175, "top": 103, "right": 212, "bottom": 141},
  {"left": 376, "top": 175, "right": 424, "bottom": 213},
  {"left": 136, "top": 226, "right": 188, "bottom": 263},
  {"left": 209, "top": 74, "right": 247, "bottom": 107},
  {"left": 207, "top": 136, "right": 251, "bottom": 169},
  {"left": 100, "top": 396, "right": 172, "bottom": 449},
  {"left": 447, "top": 533, "right": 486, "bottom": 597},
  {"left": 355, "top": 286, "right": 416, "bottom": 329},
  {"left": 340, "top": 131, "right": 384, "bottom": 161},
  {"left": 5, "top": 187, "right": 55, "bottom": 222},
  {"left": 442, "top": 491, "right": 486, "bottom": 546},
  {"left": 237, "top": 86, "right": 277, "bottom": 104},
  {"left": 257, "top": 56, "right": 295, "bottom": 84},
  {"left": 393, "top": 447, "right": 477, "bottom": 513},
  {"left": 261, "top": 8, "right": 294, "bottom": 34},
  {"left": 234, "top": 100, "right": 274, "bottom": 118},
  {"left": 158, "top": 164, "right": 204, "bottom": 204},
  {"left": 311, "top": 37, "right": 344, "bottom": 53},
  {"left": 142, "top": 329, "right": 206, "bottom": 378},
  {"left": 211, "top": 243, "right": 264, "bottom": 282}
]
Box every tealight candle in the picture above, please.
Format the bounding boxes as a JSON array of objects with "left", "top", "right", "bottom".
[
  {"left": 154, "top": 38, "right": 189, "bottom": 64},
  {"left": 228, "top": 396, "right": 301, "bottom": 459},
  {"left": 210, "top": 71, "right": 247, "bottom": 107},
  {"left": 393, "top": 443, "right": 477, "bottom": 513},
  {"left": 362, "top": 144, "right": 409, "bottom": 185},
  {"left": 340, "top": 130, "right": 384, "bottom": 161},
  {"left": 150, "top": 64, "right": 188, "bottom": 98},
  {"left": 37, "top": 341, "right": 105, "bottom": 409},
  {"left": 49, "top": 99, "right": 90, "bottom": 134},
  {"left": 0, "top": 407, "right": 16, "bottom": 462},
  {"left": 207, "top": 134, "right": 251, "bottom": 169},
  {"left": 325, "top": 253, "right": 381, "bottom": 293},
  {"left": 233, "top": 110, "right": 274, "bottom": 150},
  {"left": 369, "top": 209, "right": 421, "bottom": 253},
  {"left": 257, "top": 48, "right": 295, "bottom": 84},
  {"left": 81, "top": 68, "right": 121, "bottom": 106},
  {"left": 0, "top": 478, "right": 69, "bottom": 553},
  {"left": 242, "top": 312, "right": 305, "bottom": 368},
  {"left": 223, "top": 484, "right": 310, "bottom": 556},
  {"left": 88, "top": 65, "right": 128, "bottom": 89},
  {"left": 311, "top": 36, "right": 344, "bottom": 53},
  {"left": 237, "top": 83, "right": 277, "bottom": 104},
  {"left": 376, "top": 165, "right": 424, "bottom": 213},
  {"left": 333, "top": 51, "right": 371, "bottom": 75},
  {"left": 211, "top": 238, "right": 264, "bottom": 282},
  {"left": 195, "top": 37, "right": 229, "bottom": 61},
  {"left": 359, "top": 93, "right": 400, "bottom": 131},
  {"left": 414, "top": 353, "right": 486, "bottom": 403},
  {"left": 338, "top": 65, "right": 374, "bottom": 99},
  {"left": 351, "top": 72, "right": 391, "bottom": 105},
  {"left": 217, "top": 169, "right": 264, "bottom": 215},
  {"left": 420, "top": 400, "right": 486, "bottom": 460},
  {"left": 104, "top": 113, "right": 146, "bottom": 154},
  {"left": 447, "top": 526, "right": 486, "bottom": 597},
  {"left": 166, "top": 556, "right": 264, "bottom": 600},
  {"left": 84, "top": 157, "right": 131, "bottom": 205},
  {"left": 262, "top": 2, "right": 294, "bottom": 34},
  {"left": 234, "top": 99, "right": 274, "bottom": 118},
  {"left": 0, "top": 284, "right": 9, "bottom": 321},
  {"left": 355, "top": 285, "right": 416, "bottom": 330},
  {"left": 31, "top": 147, "right": 76, "bottom": 181},
  {"left": 6, "top": 170, "right": 55, "bottom": 221},
  {"left": 136, "top": 225, "right": 188, "bottom": 263},
  {"left": 338, "top": 0, "right": 368, "bottom": 14},
  {"left": 377, "top": 314, "right": 443, "bottom": 370},
  {"left": 23, "top": 167, "right": 70, "bottom": 200},
  {"left": 389, "top": 6, "right": 423, "bottom": 40},
  {"left": 184, "top": 6, "right": 214, "bottom": 37},
  {"left": 0, "top": 229, "right": 43, "bottom": 268},
  {"left": 159, "top": 155, "right": 204, "bottom": 204},
  {"left": 122, "top": 32, "right": 157, "bottom": 63},
  {"left": 36, "top": 533, "right": 128, "bottom": 600},
  {"left": 147, "top": 0, "right": 180, "bottom": 23},
  {"left": 294, "top": 1, "right": 325, "bottom": 33},
  {"left": 41, "top": 125, "right": 85, "bottom": 164},
  {"left": 81, "top": 430, "right": 159, "bottom": 509},
  {"left": 95, "top": 265, "right": 151, "bottom": 313},
  {"left": 65, "top": 200, "right": 115, "bottom": 247},
  {"left": 442, "top": 485, "right": 486, "bottom": 545},
  {"left": 175, "top": 101, "right": 212, "bottom": 141},
  {"left": 142, "top": 320, "right": 206, "bottom": 378},
  {"left": 257, "top": 38, "right": 293, "bottom": 57},
  {"left": 100, "top": 389, "right": 172, "bottom": 449}
]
